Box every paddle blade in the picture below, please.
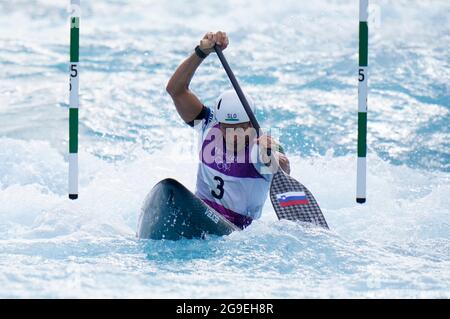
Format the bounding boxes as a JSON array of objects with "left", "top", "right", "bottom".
[{"left": 270, "top": 171, "right": 329, "bottom": 229}]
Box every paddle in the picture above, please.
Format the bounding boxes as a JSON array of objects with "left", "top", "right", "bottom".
[{"left": 214, "top": 45, "right": 329, "bottom": 229}]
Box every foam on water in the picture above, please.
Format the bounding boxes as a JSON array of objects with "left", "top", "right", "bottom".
[
  {"left": 0, "top": 139, "right": 448, "bottom": 298},
  {"left": 0, "top": 0, "right": 449, "bottom": 298}
]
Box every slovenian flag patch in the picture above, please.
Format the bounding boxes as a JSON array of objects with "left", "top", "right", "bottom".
[{"left": 276, "top": 191, "right": 309, "bottom": 207}]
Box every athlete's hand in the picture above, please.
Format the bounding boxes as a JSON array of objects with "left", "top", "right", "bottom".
[
  {"left": 255, "top": 135, "right": 291, "bottom": 175},
  {"left": 255, "top": 135, "right": 279, "bottom": 152},
  {"left": 199, "top": 31, "right": 229, "bottom": 55}
]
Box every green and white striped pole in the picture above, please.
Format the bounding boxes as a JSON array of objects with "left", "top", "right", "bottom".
[
  {"left": 69, "top": 0, "right": 80, "bottom": 200},
  {"left": 357, "top": 0, "right": 368, "bottom": 204}
]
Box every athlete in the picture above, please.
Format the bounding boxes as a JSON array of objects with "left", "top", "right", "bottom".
[{"left": 166, "top": 31, "right": 290, "bottom": 229}]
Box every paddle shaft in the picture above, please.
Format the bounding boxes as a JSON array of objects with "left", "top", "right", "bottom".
[{"left": 214, "top": 45, "right": 260, "bottom": 133}]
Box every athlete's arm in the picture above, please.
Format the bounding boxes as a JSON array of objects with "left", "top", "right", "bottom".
[{"left": 166, "top": 31, "right": 229, "bottom": 124}]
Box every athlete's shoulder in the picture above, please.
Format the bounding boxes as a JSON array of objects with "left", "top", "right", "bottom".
[
  {"left": 200, "top": 106, "right": 218, "bottom": 132},
  {"left": 187, "top": 105, "right": 216, "bottom": 129},
  {"left": 204, "top": 106, "right": 215, "bottom": 126}
]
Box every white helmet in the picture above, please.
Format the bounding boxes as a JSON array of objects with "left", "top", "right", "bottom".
[{"left": 214, "top": 89, "right": 255, "bottom": 124}]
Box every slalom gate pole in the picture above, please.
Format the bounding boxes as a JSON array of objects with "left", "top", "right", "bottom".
[
  {"left": 69, "top": 0, "right": 80, "bottom": 200},
  {"left": 357, "top": 0, "right": 368, "bottom": 204}
]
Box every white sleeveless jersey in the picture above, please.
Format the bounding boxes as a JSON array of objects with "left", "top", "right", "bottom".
[{"left": 190, "top": 107, "right": 273, "bottom": 228}]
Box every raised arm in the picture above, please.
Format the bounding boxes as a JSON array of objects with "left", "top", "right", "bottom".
[{"left": 166, "top": 31, "right": 229, "bottom": 123}]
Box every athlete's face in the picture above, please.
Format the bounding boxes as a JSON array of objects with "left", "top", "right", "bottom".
[
  {"left": 219, "top": 122, "right": 255, "bottom": 152},
  {"left": 219, "top": 121, "right": 252, "bottom": 131}
]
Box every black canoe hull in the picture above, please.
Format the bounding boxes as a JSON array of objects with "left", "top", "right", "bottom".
[{"left": 137, "top": 178, "right": 239, "bottom": 240}]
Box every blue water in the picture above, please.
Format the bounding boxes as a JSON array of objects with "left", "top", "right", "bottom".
[{"left": 0, "top": 0, "right": 449, "bottom": 298}]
